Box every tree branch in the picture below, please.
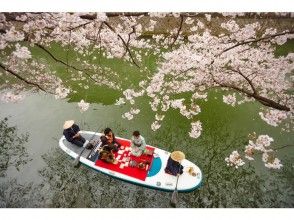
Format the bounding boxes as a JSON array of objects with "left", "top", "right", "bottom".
[
  {"left": 35, "top": 44, "right": 101, "bottom": 84},
  {"left": 171, "top": 15, "right": 184, "bottom": 48},
  {"left": 103, "top": 21, "right": 140, "bottom": 68},
  {"left": 0, "top": 62, "right": 50, "bottom": 93},
  {"left": 122, "top": 26, "right": 136, "bottom": 57},
  {"left": 207, "top": 71, "right": 290, "bottom": 111},
  {"left": 228, "top": 68, "right": 257, "bottom": 95},
  {"left": 217, "top": 81, "right": 290, "bottom": 111},
  {"left": 221, "top": 30, "right": 294, "bottom": 54},
  {"left": 79, "top": 12, "right": 149, "bottom": 20}
]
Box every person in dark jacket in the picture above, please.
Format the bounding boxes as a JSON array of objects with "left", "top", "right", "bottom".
[
  {"left": 63, "top": 120, "right": 86, "bottom": 147},
  {"left": 164, "top": 151, "right": 185, "bottom": 176},
  {"left": 100, "top": 128, "right": 121, "bottom": 152}
]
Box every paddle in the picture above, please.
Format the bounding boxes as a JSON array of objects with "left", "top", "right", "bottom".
[
  {"left": 61, "top": 134, "right": 101, "bottom": 191},
  {"left": 170, "top": 164, "right": 182, "bottom": 207},
  {"left": 73, "top": 131, "right": 98, "bottom": 167}
]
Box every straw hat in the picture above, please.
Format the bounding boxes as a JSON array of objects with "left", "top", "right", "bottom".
[
  {"left": 63, "top": 120, "right": 74, "bottom": 129},
  {"left": 170, "top": 151, "right": 185, "bottom": 162}
]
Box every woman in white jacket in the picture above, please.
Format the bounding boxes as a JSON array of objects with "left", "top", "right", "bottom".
[{"left": 130, "top": 130, "right": 146, "bottom": 157}]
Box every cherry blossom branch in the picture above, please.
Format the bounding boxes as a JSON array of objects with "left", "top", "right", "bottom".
[
  {"left": 170, "top": 15, "right": 184, "bottom": 48},
  {"left": 35, "top": 44, "right": 101, "bottom": 84},
  {"left": 67, "top": 21, "right": 93, "bottom": 31},
  {"left": 103, "top": 21, "right": 140, "bottom": 68},
  {"left": 219, "top": 82, "right": 290, "bottom": 111},
  {"left": 0, "top": 62, "right": 49, "bottom": 93},
  {"left": 123, "top": 26, "right": 136, "bottom": 57},
  {"left": 222, "top": 30, "right": 294, "bottom": 53},
  {"left": 228, "top": 68, "right": 257, "bottom": 95},
  {"left": 79, "top": 13, "right": 149, "bottom": 20},
  {"left": 209, "top": 72, "right": 290, "bottom": 111}
]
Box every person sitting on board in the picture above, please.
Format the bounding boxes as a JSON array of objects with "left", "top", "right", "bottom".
[
  {"left": 100, "top": 128, "right": 121, "bottom": 152},
  {"left": 98, "top": 144, "right": 118, "bottom": 164},
  {"left": 130, "top": 130, "right": 146, "bottom": 157},
  {"left": 164, "top": 151, "right": 184, "bottom": 176},
  {"left": 63, "top": 120, "right": 93, "bottom": 149}
]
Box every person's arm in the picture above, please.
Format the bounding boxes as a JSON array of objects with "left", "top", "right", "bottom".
[
  {"left": 74, "top": 124, "right": 80, "bottom": 132},
  {"left": 113, "top": 135, "right": 121, "bottom": 148},
  {"left": 100, "top": 136, "right": 108, "bottom": 145},
  {"left": 130, "top": 137, "right": 135, "bottom": 148},
  {"left": 139, "top": 137, "right": 146, "bottom": 150},
  {"left": 72, "top": 124, "right": 80, "bottom": 136}
]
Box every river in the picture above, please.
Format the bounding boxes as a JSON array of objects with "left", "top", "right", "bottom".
[{"left": 0, "top": 87, "right": 293, "bottom": 207}]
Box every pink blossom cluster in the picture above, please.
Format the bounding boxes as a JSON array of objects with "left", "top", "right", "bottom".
[
  {"left": 0, "top": 91, "right": 24, "bottom": 103},
  {"left": 259, "top": 109, "right": 288, "bottom": 127},
  {"left": 78, "top": 99, "right": 90, "bottom": 112},
  {"left": 122, "top": 108, "right": 140, "bottom": 120},
  {"left": 223, "top": 93, "right": 237, "bottom": 107},
  {"left": 225, "top": 151, "right": 245, "bottom": 168},
  {"left": 189, "top": 121, "right": 202, "bottom": 139},
  {"left": 54, "top": 86, "right": 70, "bottom": 99},
  {"left": 226, "top": 134, "right": 283, "bottom": 170},
  {"left": 114, "top": 97, "right": 126, "bottom": 106},
  {"left": 262, "top": 153, "right": 283, "bottom": 169},
  {"left": 12, "top": 44, "right": 32, "bottom": 60},
  {"left": 151, "top": 120, "right": 161, "bottom": 131},
  {"left": 122, "top": 89, "right": 145, "bottom": 105}
]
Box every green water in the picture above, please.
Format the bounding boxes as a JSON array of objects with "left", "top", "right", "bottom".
[{"left": 0, "top": 43, "right": 293, "bottom": 208}]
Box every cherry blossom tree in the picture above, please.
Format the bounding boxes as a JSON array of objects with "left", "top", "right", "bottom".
[{"left": 0, "top": 12, "right": 293, "bottom": 169}]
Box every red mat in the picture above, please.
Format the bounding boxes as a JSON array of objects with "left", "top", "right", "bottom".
[{"left": 95, "top": 138, "right": 154, "bottom": 181}]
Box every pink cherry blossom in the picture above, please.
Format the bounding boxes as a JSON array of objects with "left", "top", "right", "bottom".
[
  {"left": 78, "top": 99, "right": 90, "bottom": 112},
  {"left": 223, "top": 93, "right": 237, "bottom": 107},
  {"left": 12, "top": 44, "right": 32, "bottom": 60},
  {"left": 225, "top": 151, "right": 245, "bottom": 168},
  {"left": 0, "top": 91, "right": 24, "bottom": 103},
  {"left": 189, "top": 121, "right": 202, "bottom": 139},
  {"left": 259, "top": 109, "right": 288, "bottom": 127}
]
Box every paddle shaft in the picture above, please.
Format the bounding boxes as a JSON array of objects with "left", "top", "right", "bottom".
[
  {"left": 170, "top": 164, "right": 181, "bottom": 207},
  {"left": 175, "top": 174, "right": 180, "bottom": 190},
  {"left": 62, "top": 132, "right": 102, "bottom": 190},
  {"left": 73, "top": 131, "right": 100, "bottom": 166}
]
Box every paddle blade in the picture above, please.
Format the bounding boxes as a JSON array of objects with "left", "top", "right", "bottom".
[
  {"left": 73, "top": 155, "right": 81, "bottom": 167},
  {"left": 73, "top": 147, "right": 86, "bottom": 167},
  {"left": 170, "top": 190, "right": 178, "bottom": 207}
]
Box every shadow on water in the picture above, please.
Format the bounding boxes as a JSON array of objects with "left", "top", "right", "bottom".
[
  {"left": 0, "top": 117, "right": 30, "bottom": 177},
  {"left": 0, "top": 117, "right": 40, "bottom": 208}
]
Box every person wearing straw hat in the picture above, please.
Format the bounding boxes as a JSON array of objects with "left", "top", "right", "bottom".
[
  {"left": 164, "top": 151, "right": 185, "bottom": 176},
  {"left": 63, "top": 120, "right": 86, "bottom": 148}
]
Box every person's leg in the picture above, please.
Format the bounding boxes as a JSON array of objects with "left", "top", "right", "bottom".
[
  {"left": 78, "top": 135, "right": 86, "bottom": 143},
  {"left": 71, "top": 139, "right": 84, "bottom": 147}
]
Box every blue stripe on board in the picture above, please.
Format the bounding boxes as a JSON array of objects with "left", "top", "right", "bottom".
[{"left": 147, "top": 157, "right": 162, "bottom": 177}]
